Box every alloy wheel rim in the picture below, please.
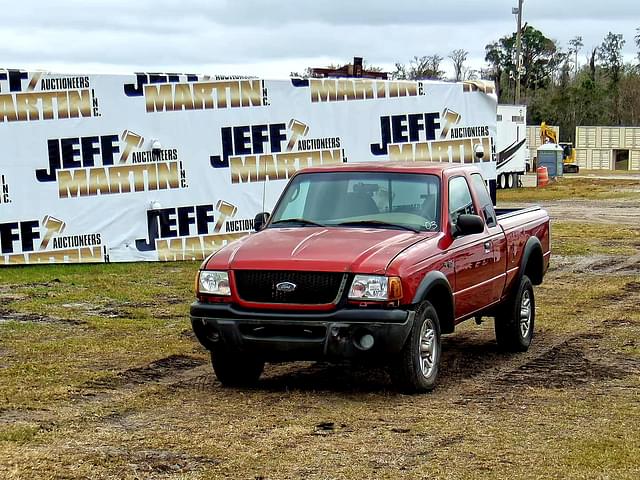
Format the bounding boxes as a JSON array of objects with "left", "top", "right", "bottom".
[
  {"left": 419, "top": 318, "right": 437, "bottom": 378},
  {"left": 520, "top": 290, "right": 532, "bottom": 338}
]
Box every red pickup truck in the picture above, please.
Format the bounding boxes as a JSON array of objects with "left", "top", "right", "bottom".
[{"left": 191, "top": 162, "right": 550, "bottom": 392}]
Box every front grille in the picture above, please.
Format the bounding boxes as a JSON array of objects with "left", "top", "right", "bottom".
[{"left": 234, "top": 271, "right": 346, "bottom": 304}]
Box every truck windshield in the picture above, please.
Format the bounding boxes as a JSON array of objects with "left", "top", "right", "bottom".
[{"left": 269, "top": 171, "right": 441, "bottom": 232}]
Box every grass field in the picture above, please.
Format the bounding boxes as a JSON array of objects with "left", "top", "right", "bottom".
[
  {"left": 497, "top": 173, "right": 640, "bottom": 203},
  {"left": 1, "top": 177, "right": 639, "bottom": 479}
]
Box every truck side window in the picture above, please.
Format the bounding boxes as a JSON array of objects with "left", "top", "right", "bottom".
[
  {"left": 471, "top": 173, "right": 497, "bottom": 227},
  {"left": 448, "top": 176, "right": 476, "bottom": 229}
]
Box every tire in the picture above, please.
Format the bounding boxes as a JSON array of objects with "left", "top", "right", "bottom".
[
  {"left": 210, "top": 346, "right": 264, "bottom": 387},
  {"left": 498, "top": 174, "right": 507, "bottom": 189},
  {"left": 390, "top": 301, "right": 442, "bottom": 393},
  {"left": 507, "top": 173, "right": 515, "bottom": 189},
  {"left": 495, "top": 275, "right": 535, "bottom": 352}
]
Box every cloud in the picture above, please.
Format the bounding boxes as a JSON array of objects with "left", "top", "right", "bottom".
[{"left": 1, "top": 0, "right": 638, "bottom": 77}]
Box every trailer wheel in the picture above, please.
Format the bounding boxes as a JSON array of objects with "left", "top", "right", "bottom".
[
  {"left": 507, "top": 173, "right": 515, "bottom": 189},
  {"left": 498, "top": 174, "right": 507, "bottom": 189},
  {"left": 211, "top": 346, "right": 264, "bottom": 387},
  {"left": 390, "top": 301, "right": 441, "bottom": 393},
  {"left": 495, "top": 275, "right": 535, "bottom": 352}
]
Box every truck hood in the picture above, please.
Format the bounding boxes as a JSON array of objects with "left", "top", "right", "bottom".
[{"left": 205, "top": 227, "right": 434, "bottom": 273}]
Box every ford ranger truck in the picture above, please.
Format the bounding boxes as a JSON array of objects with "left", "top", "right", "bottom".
[{"left": 191, "top": 162, "right": 550, "bottom": 393}]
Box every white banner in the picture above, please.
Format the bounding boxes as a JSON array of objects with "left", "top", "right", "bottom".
[{"left": 0, "top": 70, "right": 497, "bottom": 264}]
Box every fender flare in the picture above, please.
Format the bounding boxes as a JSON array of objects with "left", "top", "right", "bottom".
[
  {"left": 519, "top": 236, "right": 544, "bottom": 285},
  {"left": 412, "top": 271, "right": 455, "bottom": 334}
]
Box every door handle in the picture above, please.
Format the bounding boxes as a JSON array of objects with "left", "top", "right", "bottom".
[{"left": 483, "top": 240, "right": 492, "bottom": 253}]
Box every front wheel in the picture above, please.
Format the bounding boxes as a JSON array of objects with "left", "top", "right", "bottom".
[
  {"left": 211, "top": 347, "right": 264, "bottom": 387},
  {"left": 495, "top": 275, "right": 535, "bottom": 352},
  {"left": 390, "top": 301, "right": 441, "bottom": 393}
]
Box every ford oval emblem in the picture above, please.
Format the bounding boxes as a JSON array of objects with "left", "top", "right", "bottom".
[{"left": 275, "top": 281, "right": 297, "bottom": 293}]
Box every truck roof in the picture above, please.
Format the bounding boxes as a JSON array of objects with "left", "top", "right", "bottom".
[{"left": 296, "top": 161, "right": 481, "bottom": 176}]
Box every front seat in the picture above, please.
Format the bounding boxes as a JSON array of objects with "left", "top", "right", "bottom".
[
  {"left": 421, "top": 195, "right": 437, "bottom": 221},
  {"left": 342, "top": 192, "right": 379, "bottom": 217}
]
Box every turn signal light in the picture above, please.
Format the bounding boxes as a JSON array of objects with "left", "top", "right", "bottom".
[{"left": 388, "top": 277, "right": 403, "bottom": 301}]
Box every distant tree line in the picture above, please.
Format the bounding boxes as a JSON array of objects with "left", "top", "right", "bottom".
[
  {"left": 481, "top": 26, "right": 640, "bottom": 142},
  {"left": 293, "top": 27, "right": 640, "bottom": 143}
]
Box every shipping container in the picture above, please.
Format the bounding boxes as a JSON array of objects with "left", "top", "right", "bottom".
[{"left": 575, "top": 126, "right": 640, "bottom": 171}]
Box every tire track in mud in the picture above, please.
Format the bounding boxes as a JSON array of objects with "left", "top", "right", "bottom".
[
  {"left": 495, "top": 332, "right": 639, "bottom": 389},
  {"left": 0, "top": 354, "right": 212, "bottom": 479},
  {"left": 83, "top": 354, "right": 205, "bottom": 390},
  {"left": 68, "top": 446, "right": 220, "bottom": 477},
  {"left": 0, "top": 308, "right": 85, "bottom": 326},
  {"left": 552, "top": 253, "right": 640, "bottom": 276},
  {"left": 0, "top": 354, "right": 210, "bottom": 429},
  {"left": 448, "top": 277, "right": 640, "bottom": 403}
]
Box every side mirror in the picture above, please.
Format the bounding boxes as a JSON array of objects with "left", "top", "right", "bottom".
[
  {"left": 455, "top": 214, "right": 484, "bottom": 237},
  {"left": 254, "top": 212, "right": 270, "bottom": 232}
]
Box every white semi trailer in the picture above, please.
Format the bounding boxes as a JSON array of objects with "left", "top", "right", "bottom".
[{"left": 496, "top": 104, "right": 528, "bottom": 189}]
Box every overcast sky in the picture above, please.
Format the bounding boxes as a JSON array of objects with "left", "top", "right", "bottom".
[{"left": 2, "top": 0, "right": 639, "bottom": 78}]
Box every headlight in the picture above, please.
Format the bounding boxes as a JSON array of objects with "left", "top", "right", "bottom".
[
  {"left": 348, "top": 275, "right": 402, "bottom": 301},
  {"left": 198, "top": 271, "right": 231, "bottom": 296}
]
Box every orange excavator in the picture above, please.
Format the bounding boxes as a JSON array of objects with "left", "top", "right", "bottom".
[{"left": 540, "top": 122, "right": 579, "bottom": 173}]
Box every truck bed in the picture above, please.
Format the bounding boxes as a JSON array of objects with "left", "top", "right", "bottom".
[
  {"left": 495, "top": 206, "right": 542, "bottom": 219},
  {"left": 495, "top": 205, "right": 550, "bottom": 300}
]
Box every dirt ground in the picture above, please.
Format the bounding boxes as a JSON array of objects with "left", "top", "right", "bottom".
[
  {"left": 1, "top": 178, "right": 639, "bottom": 479},
  {"left": 526, "top": 197, "right": 640, "bottom": 225}
]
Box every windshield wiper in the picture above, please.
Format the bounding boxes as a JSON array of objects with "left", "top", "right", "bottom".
[
  {"left": 270, "top": 218, "right": 326, "bottom": 228},
  {"left": 334, "top": 220, "right": 420, "bottom": 233}
]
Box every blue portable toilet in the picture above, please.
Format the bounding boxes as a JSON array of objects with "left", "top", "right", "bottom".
[{"left": 536, "top": 144, "right": 564, "bottom": 178}]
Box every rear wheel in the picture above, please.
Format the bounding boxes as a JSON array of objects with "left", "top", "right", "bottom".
[
  {"left": 211, "top": 346, "right": 264, "bottom": 387},
  {"left": 390, "top": 301, "right": 441, "bottom": 393},
  {"left": 495, "top": 275, "right": 535, "bottom": 352},
  {"left": 498, "top": 173, "right": 507, "bottom": 189},
  {"left": 507, "top": 173, "right": 516, "bottom": 189}
]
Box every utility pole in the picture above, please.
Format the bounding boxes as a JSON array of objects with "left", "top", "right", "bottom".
[{"left": 514, "top": 0, "right": 523, "bottom": 104}]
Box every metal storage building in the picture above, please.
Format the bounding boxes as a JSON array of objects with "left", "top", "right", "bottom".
[{"left": 575, "top": 126, "right": 640, "bottom": 171}]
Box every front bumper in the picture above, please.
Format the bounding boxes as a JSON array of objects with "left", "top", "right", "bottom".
[{"left": 190, "top": 302, "right": 415, "bottom": 361}]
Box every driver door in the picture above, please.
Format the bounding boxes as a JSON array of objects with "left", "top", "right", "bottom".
[{"left": 448, "top": 175, "right": 496, "bottom": 319}]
